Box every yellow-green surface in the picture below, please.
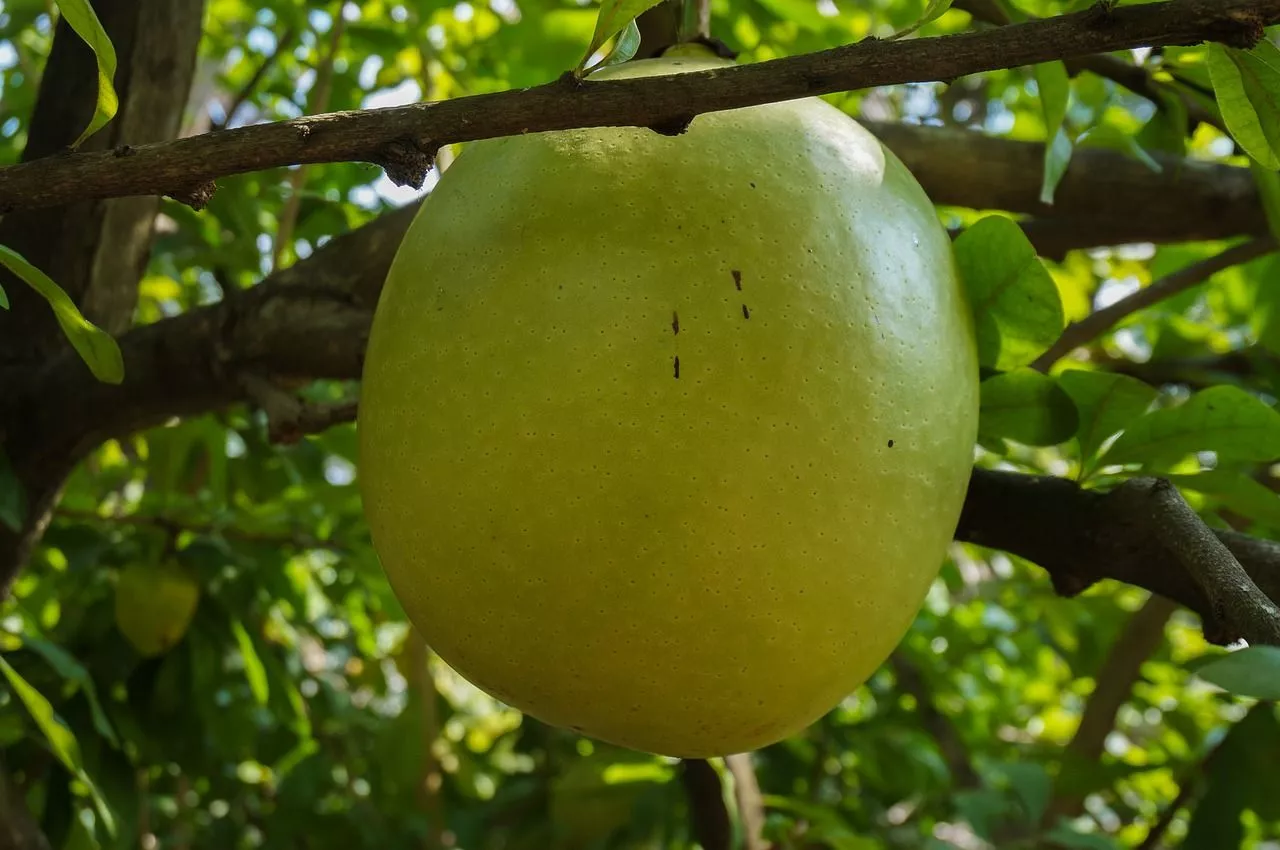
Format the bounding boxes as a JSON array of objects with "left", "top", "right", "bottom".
[
  {"left": 358, "top": 51, "right": 979, "bottom": 757},
  {"left": 114, "top": 562, "right": 200, "bottom": 657}
]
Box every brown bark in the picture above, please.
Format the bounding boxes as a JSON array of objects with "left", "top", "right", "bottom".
[
  {"left": 0, "top": 0, "right": 1270, "bottom": 214},
  {"left": 0, "top": 0, "right": 206, "bottom": 592}
]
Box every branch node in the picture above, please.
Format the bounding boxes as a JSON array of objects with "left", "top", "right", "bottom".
[
  {"left": 649, "top": 114, "right": 696, "bottom": 137},
  {"left": 240, "top": 373, "right": 359, "bottom": 444},
  {"left": 113, "top": 144, "right": 135, "bottom": 157},
  {"left": 377, "top": 137, "right": 438, "bottom": 189},
  {"left": 296, "top": 122, "right": 313, "bottom": 141},
  {"left": 167, "top": 180, "right": 217, "bottom": 210}
]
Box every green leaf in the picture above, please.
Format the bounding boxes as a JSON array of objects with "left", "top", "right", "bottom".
[
  {"left": 1057, "top": 370, "right": 1158, "bottom": 475},
  {"left": 0, "top": 282, "right": 8, "bottom": 309},
  {"left": 953, "top": 215, "right": 1065, "bottom": 371},
  {"left": 0, "top": 655, "right": 116, "bottom": 836},
  {"left": 577, "top": 0, "right": 666, "bottom": 74},
  {"left": 0, "top": 244, "right": 123, "bottom": 384},
  {"left": 1183, "top": 704, "right": 1280, "bottom": 849},
  {"left": 599, "top": 19, "right": 641, "bottom": 69},
  {"left": 888, "top": 0, "right": 955, "bottom": 40},
  {"left": 0, "top": 448, "right": 27, "bottom": 532},
  {"left": 1208, "top": 42, "right": 1280, "bottom": 170},
  {"left": 53, "top": 0, "right": 119, "bottom": 147},
  {"left": 979, "top": 369, "right": 1078, "bottom": 447},
  {"left": 1041, "top": 824, "right": 1121, "bottom": 850},
  {"left": 1194, "top": 646, "right": 1280, "bottom": 700},
  {"left": 1136, "top": 87, "right": 1188, "bottom": 158},
  {"left": 1102, "top": 385, "right": 1280, "bottom": 470},
  {"left": 18, "top": 636, "right": 118, "bottom": 749},
  {"left": 1167, "top": 470, "right": 1280, "bottom": 529},
  {"left": 1035, "top": 61, "right": 1073, "bottom": 204},
  {"left": 231, "top": 621, "right": 270, "bottom": 706},
  {"left": 1077, "top": 123, "right": 1162, "bottom": 173}
]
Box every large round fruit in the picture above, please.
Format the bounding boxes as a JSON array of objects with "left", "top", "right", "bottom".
[
  {"left": 358, "top": 47, "right": 979, "bottom": 757},
  {"left": 114, "top": 561, "right": 200, "bottom": 657}
]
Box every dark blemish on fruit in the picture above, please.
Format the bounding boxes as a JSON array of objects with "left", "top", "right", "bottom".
[
  {"left": 742, "top": 304, "right": 750, "bottom": 319},
  {"left": 674, "top": 356, "right": 681, "bottom": 379},
  {"left": 887, "top": 440, "right": 895, "bottom": 448},
  {"left": 732, "top": 269, "right": 742, "bottom": 290},
  {"left": 750, "top": 182, "right": 756, "bottom": 188},
  {"left": 672, "top": 311, "right": 680, "bottom": 335}
]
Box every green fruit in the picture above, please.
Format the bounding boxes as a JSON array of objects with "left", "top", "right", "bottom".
[
  {"left": 358, "top": 47, "right": 979, "bottom": 757},
  {"left": 114, "top": 562, "right": 200, "bottom": 657}
]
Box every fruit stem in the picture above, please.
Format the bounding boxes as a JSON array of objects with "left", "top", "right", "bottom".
[{"left": 678, "top": 0, "right": 712, "bottom": 41}]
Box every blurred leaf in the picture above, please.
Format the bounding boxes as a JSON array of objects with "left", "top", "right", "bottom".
[
  {"left": 1208, "top": 42, "right": 1280, "bottom": 170},
  {"left": 599, "top": 19, "right": 641, "bottom": 68},
  {"left": 1077, "top": 123, "right": 1162, "bottom": 172},
  {"left": 1194, "top": 646, "right": 1280, "bottom": 699},
  {"left": 0, "top": 243, "right": 124, "bottom": 384},
  {"left": 231, "top": 620, "right": 269, "bottom": 706},
  {"left": 1035, "top": 60, "right": 1073, "bottom": 203},
  {"left": 889, "top": 0, "right": 954, "bottom": 40},
  {"left": 1057, "top": 369, "right": 1158, "bottom": 476},
  {"left": 53, "top": 0, "right": 119, "bottom": 147},
  {"left": 979, "top": 369, "right": 1078, "bottom": 446},
  {"left": 1102, "top": 385, "right": 1280, "bottom": 469},
  {"left": 953, "top": 215, "right": 1065, "bottom": 371},
  {"left": 19, "top": 635, "right": 118, "bottom": 748},
  {"left": 0, "top": 655, "right": 116, "bottom": 837},
  {"left": 1184, "top": 704, "right": 1280, "bottom": 848},
  {"left": 1041, "top": 824, "right": 1121, "bottom": 849},
  {"left": 0, "top": 282, "right": 8, "bottom": 309}
]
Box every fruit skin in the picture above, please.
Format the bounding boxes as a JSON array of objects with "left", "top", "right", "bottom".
[
  {"left": 114, "top": 562, "right": 200, "bottom": 657},
  {"left": 358, "top": 49, "right": 979, "bottom": 758}
]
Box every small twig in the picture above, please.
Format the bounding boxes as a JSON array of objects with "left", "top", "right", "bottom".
[
  {"left": 679, "top": 760, "right": 732, "bottom": 850},
  {"left": 52, "top": 508, "right": 345, "bottom": 552},
  {"left": 1113, "top": 477, "right": 1280, "bottom": 645},
  {"left": 1042, "top": 595, "right": 1178, "bottom": 824},
  {"left": 724, "top": 754, "right": 768, "bottom": 850},
  {"left": 240, "top": 373, "right": 359, "bottom": 444},
  {"left": 1032, "top": 236, "right": 1278, "bottom": 371},
  {"left": 212, "top": 25, "right": 298, "bottom": 131},
  {"left": 954, "top": 0, "right": 1226, "bottom": 134},
  {"left": 273, "top": 10, "right": 346, "bottom": 272}
]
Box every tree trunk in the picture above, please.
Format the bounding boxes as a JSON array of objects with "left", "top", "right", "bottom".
[{"left": 0, "top": 0, "right": 206, "bottom": 595}]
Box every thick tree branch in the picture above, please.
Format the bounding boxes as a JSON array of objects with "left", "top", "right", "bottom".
[
  {"left": 0, "top": 0, "right": 1271, "bottom": 212},
  {"left": 957, "top": 471, "right": 1280, "bottom": 646}
]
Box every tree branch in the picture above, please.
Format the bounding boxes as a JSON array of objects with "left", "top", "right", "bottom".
[
  {"left": 1043, "top": 595, "right": 1178, "bottom": 824},
  {"left": 956, "top": 470, "right": 1280, "bottom": 646},
  {"left": 954, "top": 0, "right": 1227, "bottom": 135},
  {"left": 724, "top": 754, "right": 768, "bottom": 850},
  {"left": 1032, "top": 236, "right": 1278, "bottom": 370},
  {"left": 0, "top": 0, "right": 1271, "bottom": 212}
]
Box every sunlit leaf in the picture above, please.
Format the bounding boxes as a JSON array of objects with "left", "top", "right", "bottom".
[
  {"left": 577, "top": 0, "right": 667, "bottom": 74},
  {"left": 0, "top": 244, "right": 123, "bottom": 384},
  {"left": 1102, "top": 385, "right": 1280, "bottom": 469},
  {"left": 53, "top": 0, "right": 119, "bottom": 147},
  {"left": 889, "top": 0, "right": 955, "bottom": 40},
  {"left": 1208, "top": 42, "right": 1280, "bottom": 170},
  {"left": 953, "top": 215, "right": 1065, "bottom": 371},
  {"left": 231, "top": 621, "right": 270, "bottom": 706}
]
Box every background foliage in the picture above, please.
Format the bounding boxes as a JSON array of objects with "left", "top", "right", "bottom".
[{"left": 0, "top": 0, "right": 1278, "bottom": 848}]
